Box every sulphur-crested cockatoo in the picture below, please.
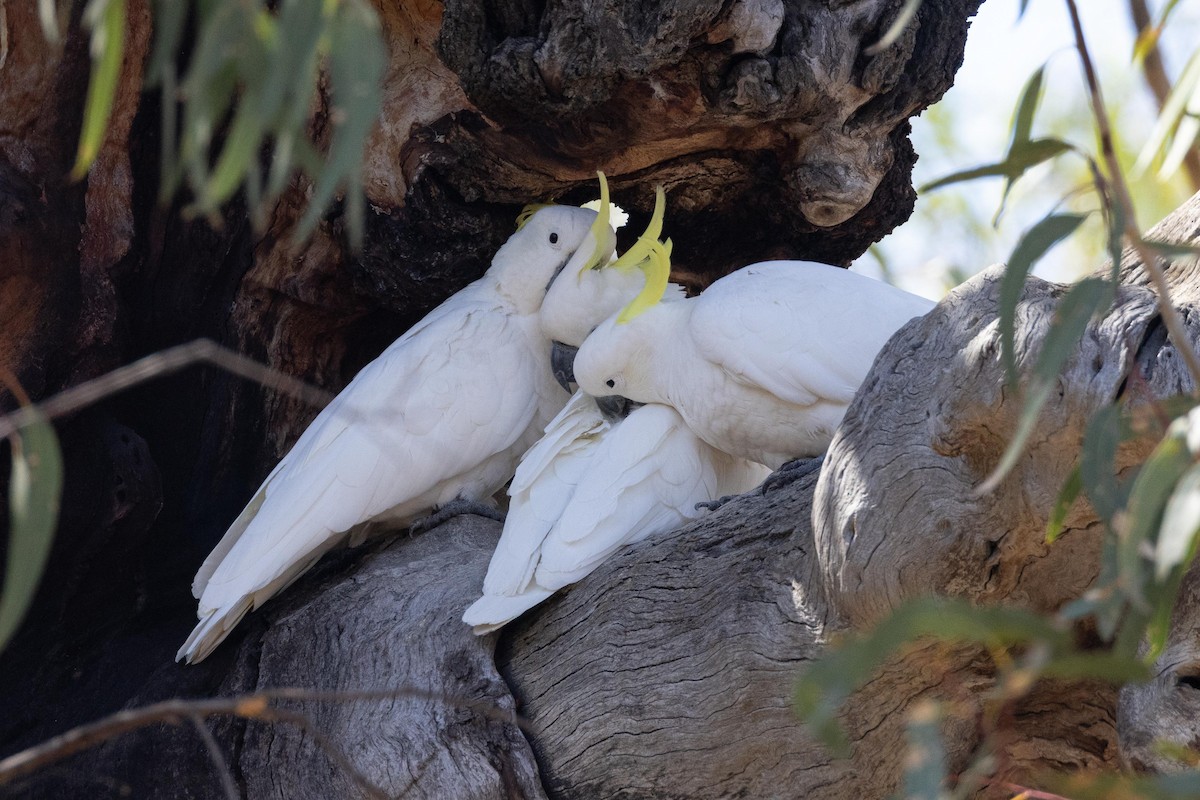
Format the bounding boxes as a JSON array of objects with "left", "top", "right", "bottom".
[
  {"left": 541, "top": 182, "right": 669, "bottom": 386},
  {"left": 177, "top": 199, "right": 618, "bottom": 664},
  {"left": 464, "top": 193, "right": 761, "bottom": 633},
  {"left": 462, "top": 391, "right": 769, "bottom": 634},
  {"left": 574, "top": 259, "right": 936, "bottom": 469}
]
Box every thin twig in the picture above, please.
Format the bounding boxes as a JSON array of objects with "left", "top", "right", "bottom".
[
  {"left": 0, "top": 686, "right": 524, "bottom": 788},
  {"left": 0, "top": 339, "right": 335, "bottom": 439},
  {"left": 188, "top": 715, "right": 240, "bottom": 800},
  {"left": 1065, "top": 0, "right": 1200, "bottom": 389}
]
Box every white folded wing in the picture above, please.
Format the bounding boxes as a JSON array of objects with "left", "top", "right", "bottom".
[
  {"left": 463, "top": 394, "right": 769, "bottom": 634},
  {"left": 180, "top": 292, "right": 546, "bottom": 663}
]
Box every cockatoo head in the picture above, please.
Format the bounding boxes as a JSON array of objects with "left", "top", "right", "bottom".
[
  {"left": 540, "top": 175, "right": 646, "bottom": 350},
  {"left": 543, "top": 183, "right": 672, "bottom": 391},
  {"left": 573, "top": 235, "right": 675, "bottom": 414},
  {"left": 490, "top": 194, "right": 617, "bottom": 315}
]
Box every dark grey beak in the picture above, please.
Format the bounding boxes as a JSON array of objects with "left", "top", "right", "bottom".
[
  {"left": 551, "top": 341, "right": 579, "bottom": 394},
  {"left": 594, "top": 394, "right": 631, "bottom": 420}
]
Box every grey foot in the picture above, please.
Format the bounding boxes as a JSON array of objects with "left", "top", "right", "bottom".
[
  {"left": 695, "top": 493, "right": 745, "bottom": 512},
  {"left": 411, "top": 498, "right": 504, "bottom": 534},
  {"left": 760, "top": 455, "right": 825, "bottom": 495}
]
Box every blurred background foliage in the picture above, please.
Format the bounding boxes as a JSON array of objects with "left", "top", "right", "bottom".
[{"left": 871, "top": 0, "right": 1200, "bottom": 298}]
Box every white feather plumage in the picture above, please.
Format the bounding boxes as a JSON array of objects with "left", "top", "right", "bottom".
[
  {"left": 574, "top": 260, "right": 936, "bottom": 467},
  {"left": 462, "top": 392, "right": 768, "bottom": 633},
  {"left": 178, "top": 205, "right": 614, "bottom": 663}
]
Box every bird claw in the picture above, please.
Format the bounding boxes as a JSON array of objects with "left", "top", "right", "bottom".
[
  {"left": 411, "top": 499, "right": 504, "bottom": 534},
  {"left": 695, "top": 494, "right": 742, "bottom": 512},
  {"left": 760, "top": 455, "right": 824, "bottom": 495}
]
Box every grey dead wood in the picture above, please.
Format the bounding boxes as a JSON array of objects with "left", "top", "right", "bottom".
[
  {"left": 12, "top": 1, "right": 1200, "bottom": 797},
  {"left": 0, "top": 0, "right": 988, "bottom": 788},
  {"left": 221, "top": 517, "right": 547, "bottom": 800}
]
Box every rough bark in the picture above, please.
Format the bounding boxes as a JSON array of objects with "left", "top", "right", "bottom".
[
  {"left": 9, "top": 192, "right": 1200, "bottom": 797},
  {"left": 24, "top": 0, "right": 1200, "bottom": 797}
]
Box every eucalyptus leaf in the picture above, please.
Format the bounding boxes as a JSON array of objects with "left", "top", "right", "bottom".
[
  {"left": 1010, "top": 65, "right": 1046, "bottom": 149},
  {"left": 1046, "top": 463, "right": 1082, "bottom": 542},
  {"left": 921, "top": 138, "right": 1073, "bottom": 194},
  {"left": 0, "top": 416, "right": 64, "bottom": 652},
  {"left": 71, "top": 0, "right": 127, "bottom": 180},
  {"left": 977, "top": 279, "right": 1113, "bottom": 494},
  {"left": 795, "top": 598, "right": 1069, "bottom": 752},
  {"left": 295, "top": 0, "right": 385, "bottom": 247},
  {"left": 1119, "top": 427, "right": 1193, "bottom": 607},
  {"left": 1080, "top": 403, "right": 1123, "bottom": 524},
  {"left": 1154, "top": 425, "right": 1200, "bottom": 580},
  {"left": 999, "top": 212, "right": 1088, "bottom": 385}
]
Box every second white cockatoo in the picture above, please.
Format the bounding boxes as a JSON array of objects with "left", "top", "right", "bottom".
[
  {"left": 574, "top": 258, "right": 936, "bottom": 469},
  {"left": 540, "top": 179, "right": 671, "bottom": 387},
  {"left": 464, "top": 181, "right": 768, "bottom": 633},
  {"left": 462, "top": 391, "right": 769, "bottom": 634},
  {"left": 177, "top": 196, "right": 619, "bottom": 664}
]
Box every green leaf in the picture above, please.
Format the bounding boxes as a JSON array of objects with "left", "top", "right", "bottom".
[
  {"left": 1080, "top": 404, "right": 1124, "bottom": 524},
  {"left": 1135, "top": 49, "right": 1200, "bottom": 176},
  {"left": 999, "top": 212, "right": 1088, "bottom": 384},
  {"left": 1143, "top": 239, "right": 1200, "bottom": 259},
  {"left": 145, "top": 0, "right": 187, "bottom": 86},
  {"left": 864, "top": 0, "right": 921, "bottom": 55},
  {"left": 920, "top": 162, "right": 1016, "bottom": 193},
  {"left": 1047, "top": 463, "right": 1082, "bottom": 542},
  {"left": 201, "top": 97, "right": 269, "bottom": 208},
  {"left": 921, "top": 138, "right": 1073, "bottom": 194},
  {"left": 1119, "top": 428, "right": 1194, "bottom": 608},
  {"left": 295, "top": 0, "right": 385, "bottom": 248},
  {"left": 977, "top": 279, "right": 1113, "bottom": 494},
  {"left": 1155, "top": 459, "right": 1200, "bottom": 581},
  {"left": 71, "top": 0, "right": 127, "bottom": 180},
  {"left": 0, "top": 415, "right": 64, "bottom": 652},
  {"left": 1146, "top": 564, "right": 1188, "bottom": 662},
  {"left": 1010, "top": 66, "right": 1047, "bottom": 149},
  {"left": 794, "top": 598, "right": 1068, "bottom": 752},
  {"left": 903, "top": 701, "right": 946, "bottom": 800},
  {"left": 1039, "top": 651, "right": 1150, "bottom": 682}
]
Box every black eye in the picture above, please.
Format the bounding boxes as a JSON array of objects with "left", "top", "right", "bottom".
[
  {"left": 605, "top": 379, "right": 615, "bottom": 388},
  {"left": 549, "top": 232, "right": 559, "bottom": 244}
]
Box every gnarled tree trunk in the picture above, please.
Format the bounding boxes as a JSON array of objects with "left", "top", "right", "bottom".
[{"left": 32, "top": 0, "right": 1200, "bottom": 798}]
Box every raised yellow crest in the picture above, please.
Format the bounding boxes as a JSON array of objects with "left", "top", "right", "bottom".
[{"left": 616, "top": 237, "right": 672, "bottom": 324}]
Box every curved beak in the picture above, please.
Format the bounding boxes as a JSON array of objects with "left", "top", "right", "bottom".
[
  {"left": 594, "top": 394, "right": 631, "bottom": 420},
  {"left": 551, "top": 342, "right": 579, "bottom": 394}
]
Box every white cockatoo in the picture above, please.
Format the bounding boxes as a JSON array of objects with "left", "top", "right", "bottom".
[
  {"left": 177, "top": 198, "right": 619, "bottom": 664},
  {"left": 541, "top": 181, "right": 667, "bottom": 385},
  {"left": 462, "top": 391, "right": 769, "bottom": 634},
  {"left": 573, "top": 258, "right": 936, "bottom": 469},
  {"left": 464, "top": 188, "right": 768, "bottom": 634}
]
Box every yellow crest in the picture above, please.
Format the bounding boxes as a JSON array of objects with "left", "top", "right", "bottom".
[
  {"left": 616, "top": 237, "right": 672, "bottom": 324},
  {"left": 606, "top": 185, "right": 665, "bottom": 273},
  {"left": 515, "top": 203, "right": 552, "bottom": 231},
  {"left": 575, "top": 171, "right": 613, "bottom": 277}
]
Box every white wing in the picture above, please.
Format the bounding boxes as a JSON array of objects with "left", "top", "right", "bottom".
[
  {"left": 480, "top": 391, "right": 609, "bottom": 597},
  {"left": 464, "top": 402, "right": 771, "bottom": 634},
  {"left": 690, "top": 261, "right": 935, "bottom": 407},
  {"left": 180, "top": 290, "right": 545, "bottom": 662},
  {"left": 535, "top": 403, "right": 735, "bottom": 588}
]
